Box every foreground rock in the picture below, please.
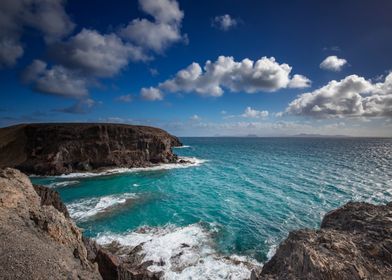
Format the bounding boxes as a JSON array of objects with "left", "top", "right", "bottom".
[
  {"left": 0, "top": 168, "right": 102, "bottom": 279},
  {"left": 0, "top": 123, "right": 182, "bottom": 175},
  {"left": 258, "top": 202, "right": 392, "bottom": 280}
]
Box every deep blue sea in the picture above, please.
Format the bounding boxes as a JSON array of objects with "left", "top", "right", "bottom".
[{"left": 31, "top": 137, "right": 392, "bottom": 279}]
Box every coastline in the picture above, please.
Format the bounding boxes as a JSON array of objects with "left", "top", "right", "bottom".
[{"left": 30, "top": 156, "right": 207, "bottom": 179}]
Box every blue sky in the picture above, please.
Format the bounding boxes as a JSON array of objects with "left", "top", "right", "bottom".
[{"left": 1, "top": 0, "right": 391, "bottom": 136}]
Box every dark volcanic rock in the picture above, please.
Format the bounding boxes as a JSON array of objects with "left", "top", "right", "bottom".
[
  {"left": 258, "top": 202, "right": 392, "bottom": 280},
  {"left": 33, "top": 184, "right": 70, "bottom": 218},
  {"left": 83, "top": 237, "right": 159, "bottom": 280},
  {"left": 0, "top": 168, "right": 102, "bottom": 280},
  {"left": 0, "top": 123, "right": 182, "bottom": 175}
]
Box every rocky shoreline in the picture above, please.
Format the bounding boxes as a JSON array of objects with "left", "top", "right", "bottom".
[
  {"left": 0, "top": 123, "right": 182, "bottom": 176},
  {"left": 1, "top": 167, "right": 392, "bottom": 279}
]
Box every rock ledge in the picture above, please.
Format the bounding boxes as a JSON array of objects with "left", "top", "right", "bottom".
[{"left": 258, "top": 202, "right": 392, "bottom": 279}]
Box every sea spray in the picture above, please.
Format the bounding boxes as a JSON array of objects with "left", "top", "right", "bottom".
[{"left": 96, "top": 223, "right": 262, "bottom": 280}]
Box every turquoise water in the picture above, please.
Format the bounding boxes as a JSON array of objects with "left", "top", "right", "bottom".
[{"left": 31, "top": 137, "right": 392, "bottom": 267}]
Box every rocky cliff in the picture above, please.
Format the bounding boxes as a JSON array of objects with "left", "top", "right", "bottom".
[
  {"left": 0, "top": 123, "right": 182, "bottom": 175},
  {"left": 258, "top": 202, "right": 392, "bottom": 280},
  {"left": 0, "top": 168, "right": 102, "bottom": 279}
]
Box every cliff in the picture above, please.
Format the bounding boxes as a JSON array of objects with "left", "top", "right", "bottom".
[
  {"left": 258, "top": 202, "right": 392, "bottom": 279},
  {"left": 0, "top": 168, "right": 102, "bottom": 279},
  {"left": 0, "top": 123, "right": 182, "bottom": 175}
]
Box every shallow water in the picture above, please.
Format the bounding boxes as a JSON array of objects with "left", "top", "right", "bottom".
[{"left": 31, "top": 137, "right": 392, "bottom": 278}]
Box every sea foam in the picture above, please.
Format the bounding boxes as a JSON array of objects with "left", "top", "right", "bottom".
[
  {"left": 47, "top": 180, "right": 80, "bottom": 188},
  {"left": 173, "top": 145, "right": 191, "bottom": 149},
  {"left": 54, "top": 156, "right": 206, "bottom": 179},
  {"left": 95, "top": 223, "right": 262, "bottom": 280},
  {"left": 67, "top": 193, "right": 137, "bottom": 221}
]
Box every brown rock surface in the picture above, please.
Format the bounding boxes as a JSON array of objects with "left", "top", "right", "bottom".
[
  {"left": 33, "top": 184, "right": 70, "bottom": 218},
  {"left": 0, "top": 168, "right": 102, "bottom": 280},
  {"left": 0, "top": 123, "right": 182, "bottom": 175},
  {"left": 258, "top": 202, "right": 392, "bottom": 280}
]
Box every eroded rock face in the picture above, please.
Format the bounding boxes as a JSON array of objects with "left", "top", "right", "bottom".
[
  {"left": 0, "top": 168, "right": 102, "bottom": 280},
  {"left": 259, "top": 202, "right": 392, "bottom": 280},
  {"left": 0, "top": 123, "right": 182, "bottom": 175},
  {"left": 33, "top": 184, "right": 70, "bottom": 218}
]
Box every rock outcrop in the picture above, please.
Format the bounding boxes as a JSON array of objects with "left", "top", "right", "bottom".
[
  {"left": 0, "top": 168, "right": 102, "bottom": 279},
  {"left": 33, "top": 184, "right": 70, "bottom": 218},
  {"left": 0, "top": 123, "right": 182, "bottom": 175},
  {"left": 258, "top": 202, "right": 392, "bottom": 280}
]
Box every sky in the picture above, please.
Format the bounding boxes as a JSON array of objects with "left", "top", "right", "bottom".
[{"left": 0, "top": 0, "right": 392, "bottom": 137}]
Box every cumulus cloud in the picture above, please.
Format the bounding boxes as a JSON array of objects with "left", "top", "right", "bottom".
[
  {"left": 24, "top": 27, "right": 149, "bottom": 101},
  {"left": 50, "top": 29, "right": 148, "bottom": 77},
  {"left": 286, "top": 73, "right": 392, "bottom": 118},
  {"left": 212, "top": 14, "right": 238, "bottom": 31},
  {"left": 141, "top": 87, "right": 164, "bottom": 101},
  {"left": 288, "top": 74, "right": 312, "bottom": 88},
  {"left": 144, "top": 56, "right": 310, "bottom": 99},
  {"left": 320, "top": 55, "right": 347, "bottom": 71},
  {"left": 0, "top": 0, "right": 74, "bottom": 67},
  {"left": 119, "top": 0, "right": 185, "bottom": 53},
  {"left": 242, "top": 107, "right": 269, "bottom": 118},
  {"left": 23, "top": 59, "right": 89, "bottom": 98}
]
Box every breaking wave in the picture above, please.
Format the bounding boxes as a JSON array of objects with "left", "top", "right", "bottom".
[
  {"left": 95, "top": 223, "right": 262, "bottom": 280},
  {"left": 54, "top": 156, "right": 206, "bottom": 179},
  {"left": 47, "top": 180, "right": 80, "bottom": 188},
  {"left": 67, "top": 193, "right": 138, "bottom": 221}
]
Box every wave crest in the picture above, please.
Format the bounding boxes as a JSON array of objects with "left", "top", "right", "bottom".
[
  {"left": 67, "top": 193, "right": 138, "bottom": 221},
  {"left": 54, "top": 156, "right": 206, "bottom": 179}
]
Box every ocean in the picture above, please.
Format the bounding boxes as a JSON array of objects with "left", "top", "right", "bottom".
[{"left": 31, "top": 137, "right": 392, "bottom": 279}]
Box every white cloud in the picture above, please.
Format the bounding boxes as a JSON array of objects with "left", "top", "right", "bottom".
[
  {"left": 0, "top": 38, "right": 24, "bottom": 67},
  {"left": 288, "top": 74, "right": 312, "bottom": 88},
  {"left": 116, "top": 94, "right": 133, "bottom": 102},
  {"left": 25, "top": 28, "right": 149, "bottom": 100},
  {"left": 119, "top": 0, "right": 184, "bottom": 53},
  {"left": 212, "top": 14, "right": 238, "bottom": 31},
  {"left": 23, "top": 60, "right": 89, "bottom": 98},
  {"left": 242, "top": 107, "right": 269, "bottom": 118},
  {"left": 51, "top": 29, "right": 148, "bottom": 77},
  {"left": 141, "top": 87, "right": 164, "bottom": 101},
  {"left": 0, "top": 0, "right": 74, "bottom": 67},
  {"left": 286, "top": 73, "right": 392, "bottom": 118},
  {"left": 320, "top": 55, "right": 347, "bottom": 71},
  {"left": 22, "top": 59, "right": 47, "bottom": 83},
  {"left": 148, "top": 56, "right": 310, "bottom": 98},
  {"left": 190, "top": 114, "right": 200, "bottom": 121},
  {"left": 139, "top": 0, "right": 184, "bottom": 23}
]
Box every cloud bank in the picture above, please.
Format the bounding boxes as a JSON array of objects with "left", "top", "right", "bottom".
[
  {"left": 19, "top": 0, "right": 185, "bottom": 111},
  {"left": 141, "top": 56, "right": 311, "bottom": 100},
  {"left": 286, "top": 73, "right": 392, "bottom": 118}
]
